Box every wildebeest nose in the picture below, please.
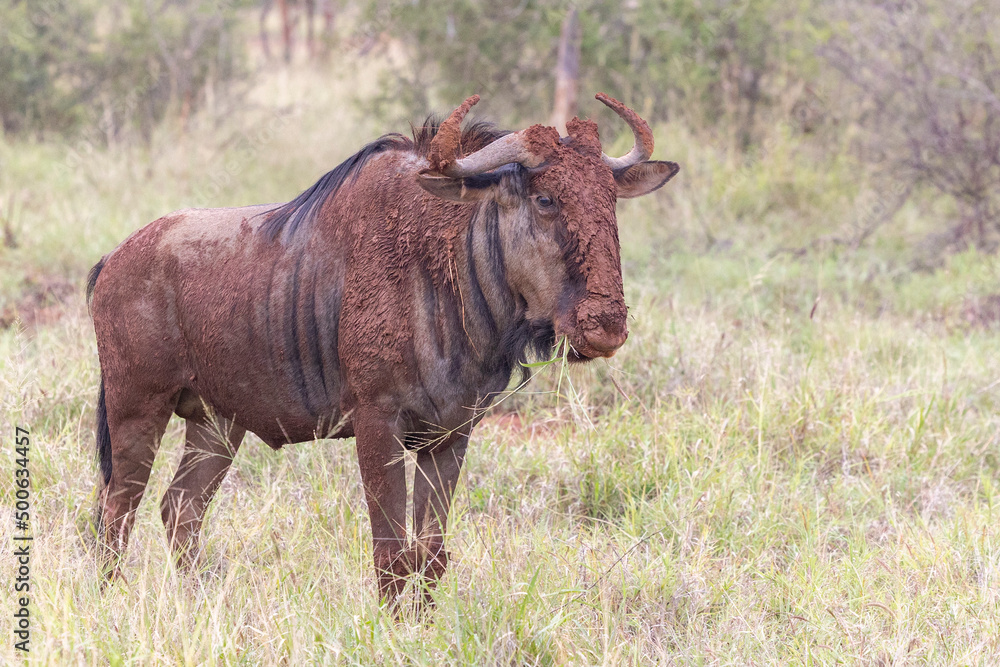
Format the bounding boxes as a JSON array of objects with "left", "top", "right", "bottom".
[{"left": 584, "top": 327, "right": 628, "bottom": 356}]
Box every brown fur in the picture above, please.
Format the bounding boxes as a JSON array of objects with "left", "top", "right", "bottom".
[{"left": 89, "top": 97, "right": 679, "bottom": 608}]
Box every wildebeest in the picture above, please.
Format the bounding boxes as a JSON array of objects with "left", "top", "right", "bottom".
[{"left": 87, "top": 93, "right": 678, "bottom": 605}]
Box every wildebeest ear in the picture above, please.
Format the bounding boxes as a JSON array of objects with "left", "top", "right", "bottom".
[
  {"left": 613, "top": 161, "right": 680, "bottom": 199},
  {"left": 417, "top": 172, "right": 499, "bottom": 202}
]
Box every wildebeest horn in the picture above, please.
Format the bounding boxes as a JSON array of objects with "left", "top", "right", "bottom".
[
  {"left": 426, "top": 95, "right": 549, "bottom": 177},
  {"left": 595, "top": 93, "right": 655, "bottom": 169}
]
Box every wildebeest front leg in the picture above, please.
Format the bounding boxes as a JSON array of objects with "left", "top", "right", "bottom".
[
  {"left": 354, "top": 407, "right": 410, "bottom": 605},
  {"left": 412, "top": 435, "right": 469, "bottom": 600},
  {"left": 161, "top": 415, "right": 246, "bottom": 569}
]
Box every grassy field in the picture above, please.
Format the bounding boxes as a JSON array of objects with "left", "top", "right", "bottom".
[{"left": 2, "top": 49, "right": 1000, "bottom": 665}]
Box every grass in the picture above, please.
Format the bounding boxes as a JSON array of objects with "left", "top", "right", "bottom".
[{"left": 2, "top": 35, "right": 1000, "bottom": 666}]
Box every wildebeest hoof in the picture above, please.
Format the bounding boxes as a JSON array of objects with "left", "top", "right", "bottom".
[{"left": 99, "top": 567, "right": 129, "bottom": 593}]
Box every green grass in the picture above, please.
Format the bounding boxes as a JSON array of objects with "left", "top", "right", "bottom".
[{"left": 2, "top": 46, "right": 1000, "bottom": 665}]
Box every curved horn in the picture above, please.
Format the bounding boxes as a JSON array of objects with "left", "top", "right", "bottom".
[
  {"left": 425, "top": 94, "right": 480, "bottom": 173},
  {"left": 444, "top": 132, "right": 548, "bottom": 177},
  {"left": 425, "top": 95, "right": 549, "bottom": 177},
  {"left": 596, "top": 93, "right": 655, "bottom": 169}
]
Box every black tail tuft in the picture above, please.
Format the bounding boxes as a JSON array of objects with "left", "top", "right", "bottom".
[
  {"left": 86, "top": 256, "right": 106, "bottom": 308},
  {"left": 96, "top": 375, "right": 112, "bottom": 486}
]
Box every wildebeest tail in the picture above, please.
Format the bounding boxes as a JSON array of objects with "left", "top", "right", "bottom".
[
  {"left": 96, "top": 374, "right": 112, "bottom": 486},
  {"left": 86, "top": 256, "right": 106, "bottom": 310}
]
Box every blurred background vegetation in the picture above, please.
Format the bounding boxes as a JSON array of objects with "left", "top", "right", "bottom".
[
  {"left": 2, "top": 1, "right": 997, "bottom": 252},
  {"left": 0, "top": 0, "right": 246, "bottom": 140}
]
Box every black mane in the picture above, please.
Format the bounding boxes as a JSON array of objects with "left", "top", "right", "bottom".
[
  {"left": 258, "top": 133, "right": 409, "bottom": 241},
  {"left": 259, "top": 117, "right": 509, "bottom": 241}
]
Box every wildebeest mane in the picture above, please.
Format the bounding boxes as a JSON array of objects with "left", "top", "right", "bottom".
[
  {"left": 260, "top": 117, "right": 509, "bottom": 241},
  {"left": 411, "top": 116, "right": 510, "bottom": 156},
  {"left": 259, "top": 133, "right": 410, "bottom": 241}
]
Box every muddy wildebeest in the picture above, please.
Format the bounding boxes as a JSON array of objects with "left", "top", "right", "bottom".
[{"left": 87, "top": 94, "right": 678, "bottom": 605}]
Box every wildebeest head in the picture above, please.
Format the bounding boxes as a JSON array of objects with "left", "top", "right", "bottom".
[{"left": 418, "top": 94, "right": 679, "bottom": 361}]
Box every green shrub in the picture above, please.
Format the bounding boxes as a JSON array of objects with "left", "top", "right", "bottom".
[{"left": 0, "top": 0, "right": 248, "bottom": 142}]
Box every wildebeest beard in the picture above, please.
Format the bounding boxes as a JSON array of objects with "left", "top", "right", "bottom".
[{"left": 496, "top": 317, "right": 557, "bottom": 384}]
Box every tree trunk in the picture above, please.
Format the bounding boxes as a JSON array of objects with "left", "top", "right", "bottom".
[
  {"left": 279, "top": 0, "right": 292, "bottom": 63},
  {"left": 550, "top": 8, "right": 581, "bottom": 136}
]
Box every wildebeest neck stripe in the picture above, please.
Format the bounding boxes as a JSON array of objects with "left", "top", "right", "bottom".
[
  {"left": 484, "top": 205, "right": 506, "bottom": 289},
  {"left": 305, "top": 274, "right": 329, "bottom": 406},
  {"left": 286, "top": 254, "right": 312, "bottom": 411},
  {"left": 464, "top": 208, "right": 498, "bottom": 342}
]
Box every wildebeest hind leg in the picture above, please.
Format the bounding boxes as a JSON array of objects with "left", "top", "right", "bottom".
[
  {"left": 412, "top": 435, "right": 469, "bottom": 604},
  {"left": 99, "top": 390, "right": 176, "bottom": 584},
  {"left": 161, "top": 414, "right": 245, "bottom": 569}
]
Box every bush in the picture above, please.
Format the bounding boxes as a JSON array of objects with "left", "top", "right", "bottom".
[
  {"left": 822, "top": 0, "right": 1000, "bottom": 253},
  {"left": 0, "top": 1, "right": 96, "bottom": 135},
  {"left": 0, "top": 0, "right": 248, "bottom": 142}
]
